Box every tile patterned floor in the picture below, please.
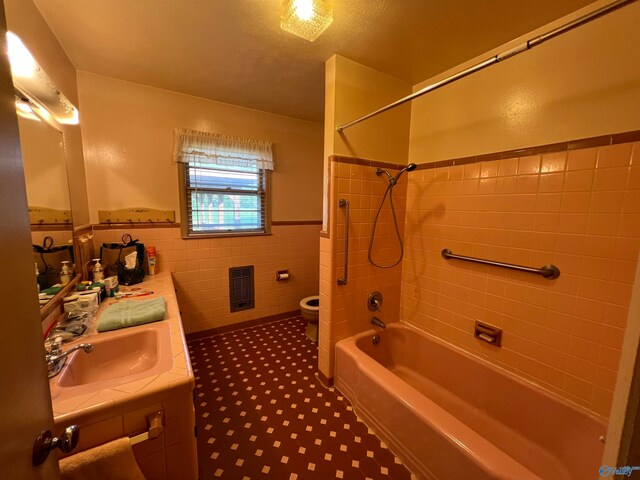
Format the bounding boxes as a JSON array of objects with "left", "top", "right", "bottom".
[{"left": 188, "top": 316, "right": 413, "bottom": 480}]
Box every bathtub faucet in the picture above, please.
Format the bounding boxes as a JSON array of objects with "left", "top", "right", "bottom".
[{"left": 371, "top": 316, "right": 386, "bottom": 329}]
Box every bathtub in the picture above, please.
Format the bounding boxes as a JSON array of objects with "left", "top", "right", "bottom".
[{"left": 335, "top": 322, "right": 607, "bottom": 480}]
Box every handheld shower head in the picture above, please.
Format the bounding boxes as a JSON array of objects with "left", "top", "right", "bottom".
[{"left": 393, "top": 163, "right": 418, "bottom": 183}]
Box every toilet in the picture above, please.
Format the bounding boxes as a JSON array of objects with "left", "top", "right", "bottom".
[{"left": 300, "top": 295, "right": 319, "bottom": 342}]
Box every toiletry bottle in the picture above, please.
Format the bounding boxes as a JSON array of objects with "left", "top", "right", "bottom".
[
  {"left": 60, "top": 261, "right": 72, "bottom": 285},
  {"left": 147, "top": 246, "right": 157, "bottom": 275},
  {"left": 35, "top": 262, "right": 40, "bottom": 293},
  {"left": 92, "top": 258, "right": 104, "bottom": 282}
]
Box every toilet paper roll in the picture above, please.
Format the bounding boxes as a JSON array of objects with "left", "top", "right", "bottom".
[{"left": 276, "top": 272, "right": 290, "bottom": 281}]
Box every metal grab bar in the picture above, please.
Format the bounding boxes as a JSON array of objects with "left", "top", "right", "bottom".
[
  {"left": 337, "top": 199, "right": 350, "bottom": 285},
  {"left": 441, "top": 248, "right": 560, "bottom": 280}
]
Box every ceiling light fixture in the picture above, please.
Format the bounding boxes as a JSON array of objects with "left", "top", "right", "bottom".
[{"left": 281, "top": 0, "right": 333, "bottom": 42}]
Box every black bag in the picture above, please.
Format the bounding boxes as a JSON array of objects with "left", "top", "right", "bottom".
[
  {"left": 100, "top": 234, "right": 146, "bottom": 286},
  {"left": 33, "top": 236, "right": 75, "bottom": 289}
]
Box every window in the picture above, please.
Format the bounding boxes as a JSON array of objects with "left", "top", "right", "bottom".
[{"left": 175, "top": 129, "right": 273, "bottom": 237}]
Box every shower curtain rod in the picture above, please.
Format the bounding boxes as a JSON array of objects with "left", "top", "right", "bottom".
[{"left": 336, "top": 0, "right": 636, "bottom": 133}]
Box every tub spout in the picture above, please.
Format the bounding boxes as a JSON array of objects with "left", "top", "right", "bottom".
[{"left": 371, "top": 316, "right": 386, "bottom": 329}]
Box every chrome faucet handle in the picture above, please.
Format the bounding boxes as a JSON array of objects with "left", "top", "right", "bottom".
[
  {"left": 45, "top": 336, "right": 63, "bottom": 356},
  {"left": 367, "top": 291, "right": 383, "bottom": 312},
  {"left": 46, "top": 342, "right": 93, "bottom": 378}
]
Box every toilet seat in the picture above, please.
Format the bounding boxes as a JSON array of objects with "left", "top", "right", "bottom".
[
  {"left": 300, "top": 295, "right": 319, "bottom": 343},
  {"left": 300, "top": 295, "right": 319, "bottom": 311}
]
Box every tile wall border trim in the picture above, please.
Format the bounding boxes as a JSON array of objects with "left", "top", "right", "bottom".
[
  {"left": 73, "top": 224, "right": 92, "bottom": 235},
  {"left": 329, "top": 129, "right": 640, "bottom": 171},
  {"left": 92, "top": 222, "right": 181, "bottom": 230},
  {"left": 185, "top": 309, "right": 301, "bottom": 341},
  {"left": 91, "top": 221, "right": 322, "bottom": 230},
  {"left": 416, "top": 129, "right": 640, "bottom": 171},
  {"left": 329, "top": 154, "right": 405, "bottom": 170}
]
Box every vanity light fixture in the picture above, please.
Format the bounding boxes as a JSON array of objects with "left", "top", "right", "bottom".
[
  {"left": 6, "top": 32, "right": 36, "bottom": 78},
  {"left": 15, "top": 96, "right": 40, "bottom": 121},
  {"left": 5, "top": 32, "right": 79, "bottom": 125},
  {"left": 281, "top": 0, "right": 333, "bottom": 42}
]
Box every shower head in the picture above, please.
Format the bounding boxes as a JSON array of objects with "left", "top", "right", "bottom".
[
  {"left": 375, "top": 168, "right": 394, "bottom": 183},
  {"left": 377, "top": 163, "right": 417, "bottom": 185},
  {"left": 393, "top": 163, "right": 418, "bottom": 183}
]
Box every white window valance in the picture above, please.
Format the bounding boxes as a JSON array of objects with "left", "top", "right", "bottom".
[{"left": 173, "top": 128, "right": 274, "bottom": 171}]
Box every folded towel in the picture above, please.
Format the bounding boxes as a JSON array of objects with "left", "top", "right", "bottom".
[
  {"left": 59, "top": 437, "right": 145, "bottom": 480},
  {"left": 42, "top": 285, "right": 63, "bottom": 295},
  {"left": 97, "top": 296, "right": 166, "bottom": 332}
]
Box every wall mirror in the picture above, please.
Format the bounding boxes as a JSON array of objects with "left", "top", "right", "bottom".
[
  {"left": 8, "top": 32, "right": 80, "bottom": 314},
  {"left": 18, "top": 111, "right": 75, "bottom": 294}
]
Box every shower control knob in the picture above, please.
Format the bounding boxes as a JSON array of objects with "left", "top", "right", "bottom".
[{"left": 368, "top": 291, "right": 383, "bottom": 312}]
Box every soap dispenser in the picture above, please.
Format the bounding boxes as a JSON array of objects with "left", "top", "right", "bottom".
[
  {"left": 60, "top": 261, "right": 72, "bottom": 286},
  {"left": 92, "top": 258, "right": 104, "bottom": 282}
]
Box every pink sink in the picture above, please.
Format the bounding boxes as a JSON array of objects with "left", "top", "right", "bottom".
[{"left": 51, "top": 321, "right": 173, "bottom": 398}]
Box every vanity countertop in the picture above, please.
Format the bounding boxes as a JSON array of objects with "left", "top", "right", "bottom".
[{"left": 50, "top": 272, "right": 193, "bottom": 426}]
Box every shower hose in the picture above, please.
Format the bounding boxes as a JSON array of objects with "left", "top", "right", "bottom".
[{"left": 368, "top": 180, "right": 405, "bottom": 268}]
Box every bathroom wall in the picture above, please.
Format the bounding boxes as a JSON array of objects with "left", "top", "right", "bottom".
[
  {"left": 318, "top": 158, "right": 407, "bottom": 378},
  {"left": 401, "top": 141, "right": 639, "bottom": 418},
  {"left": 76, "top": 72, "right": 324, "bottom": 333},
  {"left": 93, "top": 224, "right": 320, "bottom": 334},
  {"left": 322, "top": 54, "right": 411, "bottom": 231},
  {"left": 325, "top": 54, "right": 412, "bottom": 167},
  {"left": 400, "top": 0, "right": 640, "bottom": 419},
  {"left": 77, "top": 72, "right": 323, "bottom": 224},
  {"left": 5, "top": 0, "right": 90, "bottom": 226},
  {"left": 321, "top": 1, "right": 640, "bottom": 418},
  {"left": 319, "top": 56, "right": 411, "bottom": 380},
  {"left": 408, "top": 0, "right": 640, "bottom": 164}
]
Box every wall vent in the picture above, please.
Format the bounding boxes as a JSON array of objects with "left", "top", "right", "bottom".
[{"left": 229, "top": 265, "right": 255, "bottom": 312}]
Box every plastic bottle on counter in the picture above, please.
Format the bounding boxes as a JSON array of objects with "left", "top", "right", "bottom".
[
  {"left": 60, "top": 261, "right": 72, "bottom": 285},
  {"left": 92, "top": 258, "right": 104, "bottom": 281},
  {"left": 147, "top": 246, "right": 157, "bottom": 275}
]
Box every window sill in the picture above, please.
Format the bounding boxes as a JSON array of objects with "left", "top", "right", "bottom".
[{"left": 182, "top": 231, "right": 272, "bottom": 240}]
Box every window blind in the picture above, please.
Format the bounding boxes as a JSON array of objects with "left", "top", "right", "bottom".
[{"left": 175, "top": 129, "right": 273, "bottom": 236}]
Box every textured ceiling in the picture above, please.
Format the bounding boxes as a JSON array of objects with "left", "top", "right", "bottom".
[{"left": 33, "top": 0, "right": 596, "bottom": 122}]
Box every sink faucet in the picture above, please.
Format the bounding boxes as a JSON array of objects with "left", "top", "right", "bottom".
[
  {"left": 45, "top": 337, "right": 93, "bottom": 378},
  {"left": 371, "top": 316, "right": 386, "bottom": 329}
]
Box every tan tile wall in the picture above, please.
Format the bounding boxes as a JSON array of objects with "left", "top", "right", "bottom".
[
  {"left": 318, "top": 161, "right": 406, "bottom": 379},
  {"left": 93, "top": 225, "right": 320, "bottom": 333},
  {"left": 401, "top": 142, "right": 640, "bottom": 417}
]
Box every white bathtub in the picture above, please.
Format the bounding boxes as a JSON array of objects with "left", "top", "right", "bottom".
[{"left": 335, "top": 322, "right": 607, "bottom": 480}]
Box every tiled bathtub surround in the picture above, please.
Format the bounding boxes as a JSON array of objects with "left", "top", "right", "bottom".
[
  {"left": 401, "top": 142, "right": 640, "bottom": 417},
  {"left": 318, "top": 160, "right": 407, "bottom": 379},
  {"left": 92, "top": 224, "right": 320, "bottom": 334}
]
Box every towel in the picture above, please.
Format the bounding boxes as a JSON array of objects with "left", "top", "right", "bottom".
[
  {"left": 97, "top": 296, "right": 166, "bottom": 332},
  {"left": 59, "top": 437, "right": 145, "bottom": 480}
]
